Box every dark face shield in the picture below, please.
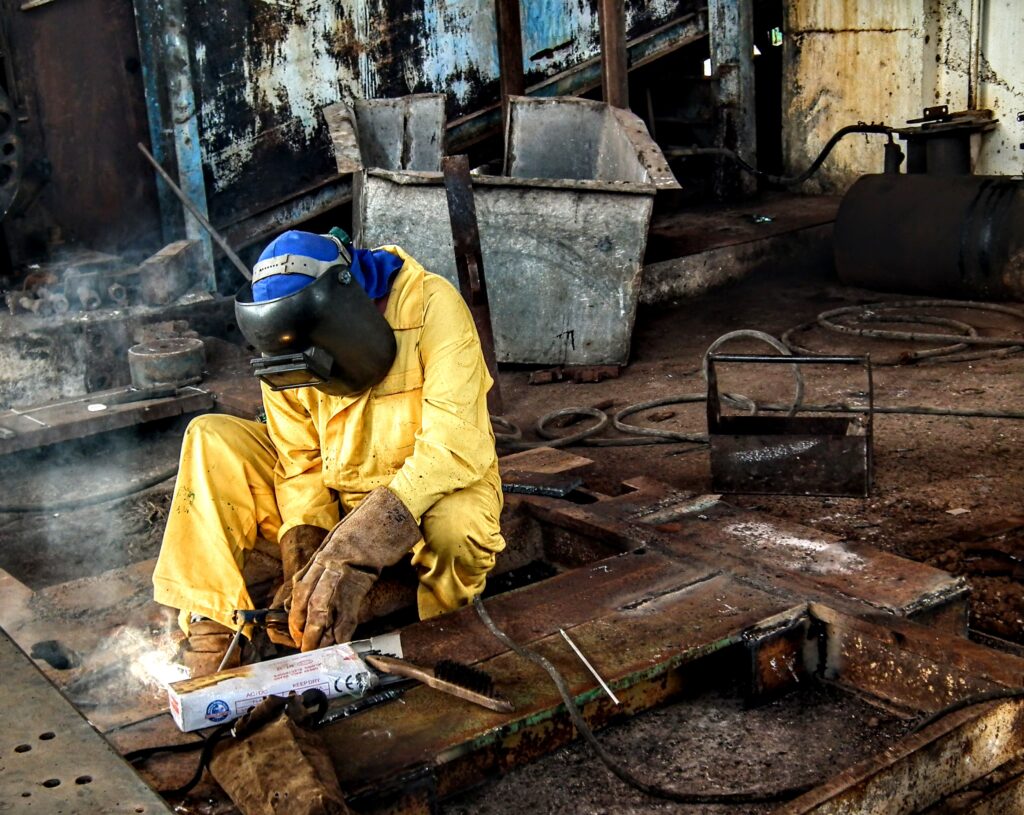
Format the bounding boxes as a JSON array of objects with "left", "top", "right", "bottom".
[
  {"left": 249, "top": 347, "right": 335, "bottom": 391},
  {"left": 235, "top": 266, "right": 397, "bottom": 397}
]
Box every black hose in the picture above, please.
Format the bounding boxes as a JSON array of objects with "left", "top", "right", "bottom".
[
  {"left": 666, "top": 123, "right": 893, "bottom": 186},
  {"left": 472, "top": 596, "right": 813, "bottom": 804}
]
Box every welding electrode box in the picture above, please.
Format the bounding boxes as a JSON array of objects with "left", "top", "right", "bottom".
[{"left": 167, "top": 643, "right": 376, "bottom": 732}]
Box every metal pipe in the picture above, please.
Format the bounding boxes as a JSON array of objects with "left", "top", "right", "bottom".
[
  {"left": 968, "top": 0, "right": 983, "bottom": 110},
  {"left": 137, "top": 142, "right": 252, "bottom": 281}
]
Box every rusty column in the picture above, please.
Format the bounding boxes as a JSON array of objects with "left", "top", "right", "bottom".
[
  {"left": 598, "top": 0, "right": 629, "bottom": 109},
  {"left": 442, "top": 154, "right": 504, "bottom": 415},
  {"left": 494, "top": 0, "right": 525, "bottom": 128}
]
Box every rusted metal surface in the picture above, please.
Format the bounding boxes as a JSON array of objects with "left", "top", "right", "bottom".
[
  {"left": 494, "top": 0, "right": 525, "bottom": 125},
  {"left": 1, "top": 0, "right": 159, "bottom": 265},
  {"left": 0, "top": 628, "right": 174, "bottom": 814},
  {"left": 783, "top": 1, "right": 1024, "bottom": 193},
  {"left": 441, "top": 154, "right": 503, "bottom": 415},
  {"left": 0, "top": 386, "right": 213, "bottom": 457},
  {"left": 524, "top": 475, "right": 968, "bottom": 621},
  {"left": 0, "top": 85, "right": 23, "bottom": 219},
  {"left": 138, "top": 0, "right": 697, "bottom": 235},
  {"left": 598, "top": 0, "right": 629, "bottom": 109},
  {"left": 746, "top": 607, "right": 809, "bottom": 702},
  {"left": 709, "top": 0, "right": 755, "bottom": 197},
  {"left": 835, "top": 174, "right": 1024, "bottom": 300},
  {"left": 777, "top": 698, "right": 1024, "bottom": 814},
  {"left": 325, "top": 560, "right": 800, "bottom": 800},
  {"left": 707, "top": 355, "right": 874, "bottom": 498},
  {"left": 809, "top": 605, "right": 1024, "bottom": 705},
  {"left": 354, "top": 95, "right": 673, "bottom": 366},
  {"left": 127, "top": 338, "right": 205, "bottom": 388}
]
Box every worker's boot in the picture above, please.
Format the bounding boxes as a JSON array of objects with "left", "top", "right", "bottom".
[
  {"left": 290, "top": 487, "right": 422, "bottom": 651},
  {"left": 183, "top": 618, "right": 241, "bottom": 678},
  {"left": 267, "top": 525, "right": 329, "bottom": 647}
]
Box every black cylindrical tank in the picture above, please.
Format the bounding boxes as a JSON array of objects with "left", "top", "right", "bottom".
[{"left": 834, "top": 174, "right": 1024, "bottom": 300}]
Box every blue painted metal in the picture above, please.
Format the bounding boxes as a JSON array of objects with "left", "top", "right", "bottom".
[
  {"left": 131, "top": 0, "right": 180, "bottom": 246},
  {"left": 134, "top": 0, "right": 698, "bottom": 262},
  {"left": 449, "top": 12, "right": 708, "bottom": 149},
  {"left": 162, "top": 0, "right": 215, "bottom": 289}
]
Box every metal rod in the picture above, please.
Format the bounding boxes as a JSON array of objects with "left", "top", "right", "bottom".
[
  {"left": 442, "top": 154, "right": 504, "bottom": 415},
  {"left": 137, "top": 142, "right": 252, "bottom": 281},
  {"left": 598, "top": 0, "right": 629, "bottom": 109},
  {"left": 559, "top": 627, "right": 620, "bottom": 705},
  {"left": 709, "top": 354, "right": 869, "bottom": 365},
  {"left": 217, "top": 627, "right": 244, "bottom": 673},
  {"left": 494, "top": 0, "right": 525, "bottom": 128}
]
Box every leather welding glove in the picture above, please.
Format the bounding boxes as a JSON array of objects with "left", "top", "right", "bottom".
[
  {"left": 267, "top": 525, "right": 329, "bottom": 647},
  {"left": 183, "top": 619, "right": 241, "bottom": 678},
  {"left": 288, "top": 487, "right": 421, "bottom": 652}
]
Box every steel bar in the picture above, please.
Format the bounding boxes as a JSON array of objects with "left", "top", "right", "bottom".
[
  {"left": 559, "top": 627, "right": 620, "bottom": 704},
  {"left": 598, "top": 0, "right": 629, "bottom": 109},
  {"left": 494, "top": 0, "right": 525, "bottom": 128},
  {"left": 441, "top": 154, "right": 503, "bottom": 414},
  {"left": 138, "top": 142, "right": 252, "bottom": 281}
]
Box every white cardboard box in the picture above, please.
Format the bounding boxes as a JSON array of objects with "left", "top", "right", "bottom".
[{"left": 167, "top": 633, "right": 401, "bottom": 732}]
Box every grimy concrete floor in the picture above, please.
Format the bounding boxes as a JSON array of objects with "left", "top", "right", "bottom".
[{"left": 0, "top": 259, "right": 1021, "bottom": 813}]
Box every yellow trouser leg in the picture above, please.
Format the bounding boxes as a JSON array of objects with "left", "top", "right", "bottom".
[
  {"left": 153, "top": 414, "right": 284, "bottom": 631},
  {"left": 412, "top": 464, "right": 506, "bottom": 619}
]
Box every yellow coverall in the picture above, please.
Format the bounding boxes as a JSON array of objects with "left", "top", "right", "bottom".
[{"left": 153, "top": 247, "right": 505, "bottom": 631}]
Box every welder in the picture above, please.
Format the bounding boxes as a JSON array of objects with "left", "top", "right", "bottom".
[{"left": 152, "top": 230, "right": 505, "bottom": 675}]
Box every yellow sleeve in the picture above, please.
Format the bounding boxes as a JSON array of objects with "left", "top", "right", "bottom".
[
  {"left": 261, "top": 383, "right": 341, "bottom": 537},
  {"left": 387, "top": 279, "right": 497, "bottom": 521}
]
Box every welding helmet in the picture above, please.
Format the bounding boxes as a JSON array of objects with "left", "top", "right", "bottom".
[{"left": 235, "top": 230, "right": 396, "bottom": 396}]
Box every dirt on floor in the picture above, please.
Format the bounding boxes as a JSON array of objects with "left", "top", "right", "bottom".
[
  {"left": 496, "top": 267, "right": 1024, "bottom": 648},
  {"left": 442, "top": 681, "right": 912, "bottom": 815}
]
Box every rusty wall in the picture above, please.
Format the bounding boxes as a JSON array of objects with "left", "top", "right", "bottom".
[
  {"left": 2, "top": 0, "right": 160, "bottom": 262},
  {"left": 184, "top": 0, "right": 693, "bottom": 226},
  {"left": 783, "top": 0, "right": 1024, "bottom": 194}
]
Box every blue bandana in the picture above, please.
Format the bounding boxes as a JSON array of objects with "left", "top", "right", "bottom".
[
  {"left": 251, "top": 230, "right": 403, "bottom": 303},
  {"left": 349, "top": 248, "right": 405, "bottom": 300}
]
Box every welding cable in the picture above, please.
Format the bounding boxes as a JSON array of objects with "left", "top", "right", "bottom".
[
  {"left": 0, "top": 465, "right": 177, "bottom": 514},
  {"left": 666, "top": 123, "right": 894, "bottom": 186},
  {"left": 493, "top": 330, "right": 803, "bottom": 449},
  {"left": 783, "top": 300, "right": 1024, "bottom": 365},
  {"left": 472, "top": 595, "right": 814, "bottom": 805}
]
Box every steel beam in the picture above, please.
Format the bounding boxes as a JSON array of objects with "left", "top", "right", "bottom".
[{"left": 494, "top": 0, "right": 525, "bottom": 127}]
